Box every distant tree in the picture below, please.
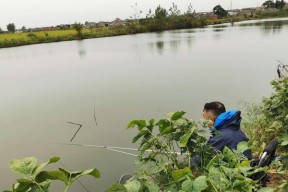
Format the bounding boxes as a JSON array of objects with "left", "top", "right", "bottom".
[
  {"left": 154, "top": 5, "right": 167, "bottom": 19},
  {"left": 130, "top": 3, "right": 142, "bottom": 20},
  {"left": 0, "top": 27, "right": 2, "bottom": 34},
  {"left": 146, "top": 8, "right": 153, "bottom": 18},
  {"left": 213, "top": 5, "right": 228, "bottom": 18},
  {"left": 275, "top": 0, "right": 286, "bottom": 9},
  {"left": 262, "top": 0, "right": 276, "bottom": 9},
  {"left": 7, "top": 23, "right": 16, "bottom": 33},
  {"left": 72, "top": 22, "right": 84, "bottom": 39},
  {"left": 186, "top": 3, "right": 195, "bottom": 15},
  {"left": 168, "top": 2, "right": 181, "bottom": 17},
  {"left": 21, "top": 26, "right": 26, "bottom": 31}
]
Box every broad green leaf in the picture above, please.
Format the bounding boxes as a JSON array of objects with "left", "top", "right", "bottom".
[
  {"left": 237, "top": 141, "right": 250, "bottom": 153},
  {"left": 105, "top": 182, "right": 127, "bottom": 192},
  {"left": 181, "top": 178, "right": 194, "bottom": 192},
  {"left": 32, "top": 157, "right": 60, "bottom": 177},
  {"left": 161, "top": 126, "right": 174, "bottom": 135},
  {"left": 132, "top": 130, "right": 149, "bottom": 143},
  {"left": 70, "top": 168, "right": 101, "bottom": 182},
  {"left": 236, "top": 160, "right": 250, "bottom": 168},
  {"left": 279, "top": 134, "right": 288, "bottom": 146},
  {"left": 233, "top": 180, "right": 247, "bottom": 188},
  {"left": 236, "top": 160, "right": 252, "bottom": 174},
  {"left": 206, "top": 153, "right": 223, "bottom": 169},
  {"left": 221, "top": 166, "right": 235, "bottom": 178},
  {"left": 208, "top": 167, "right": 229, "bottom": 190},
  {"left": 124, "top": 179, "right": 141, "bottom": 192},
  {"left": 223, "top": 147, "right": 237, "bottom": 167},
  {"left": 58, "top": 168, "right": 70, "bottom": 177},
  {"left": 179, "top": 128, "right": 195, "bottom": 148},
  {"left": 192, "top": 176, "right": 208, "bottom": 192},
  {"left": 175, "top": 118, "right": 189, "bottom": 126},
  {"left": 172, "top": 167, "right": 192, "bottom": 181},
  {"left": 148, "top": 119, "right": 155, "bottom": 126},
  {"left": 144, "top": 181, "right": 161, "bottom": 192},
  {"left": 140, "top": 141, "right": 153, "bottom": 156},
  {"left": 238, "top": 166, "right": 253, "bottom": 175},
  {"left": 127, "top": 120, "right": 147, "bottom": 130},
  {"left": 257, "top": 187, "right": 275, "bottom": 192},
  {"left": 11, "top": 182, "right": 32, "bottom": 192},
  {"left": 35, "top": 170, "right": 69, "bottom": 185},
  {"left": 17, "top": 178, "right": 33, "bottom": 184},
  {"left": 197, "top": 127, "right": 212, "bottom": 140},
  {"left": 38, "top": 180, "right": 52, "bottom": 192},
  {"left": 157, "top": 119, "right": 171, "bottom": 134},
  {"left": 137, "top": 160, "right": 164, "bottom": 176},
  {"left": 171, "top": 111, "right": 186, "bottom": 121},
  {"left": 10, "top": 157, "right": 38, "bottom": 176}
]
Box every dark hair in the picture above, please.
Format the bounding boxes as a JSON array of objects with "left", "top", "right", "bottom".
[{"left": 204, "top": 101, "right": 226, "bottom": 117}]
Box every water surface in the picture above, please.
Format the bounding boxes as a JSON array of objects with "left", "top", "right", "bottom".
[{"left": 0, "top": 18, "right": 287, "bottom": 191}]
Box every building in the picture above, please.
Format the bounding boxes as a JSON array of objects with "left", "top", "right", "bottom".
[
  {"left": 85, "top": 22, "right": 97, "bottom": 28},
  {"left": 111, "top": 18, "right": 128, "bottom": 26}
]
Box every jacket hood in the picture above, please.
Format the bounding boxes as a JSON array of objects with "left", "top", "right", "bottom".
[{"left": 214, "top": 110, "right": 241, "bottom": 130}]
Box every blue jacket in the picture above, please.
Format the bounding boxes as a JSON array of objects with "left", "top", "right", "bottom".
[{"left": 208, "top": 110, "right": 252, "bottom": 159}]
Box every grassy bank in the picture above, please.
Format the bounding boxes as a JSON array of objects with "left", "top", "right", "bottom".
[{"left": 1, "top": 11, "right": 288, "bottom": 48}]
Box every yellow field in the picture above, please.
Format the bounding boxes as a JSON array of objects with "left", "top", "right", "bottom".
[
  {"left": 0, "top": 28, "right": 110, "bottom": 41},
  {"left": 0, "top": 29, "right": 83, "bottom": 40}
]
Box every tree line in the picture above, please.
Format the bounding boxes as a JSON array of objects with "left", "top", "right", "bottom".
[{"left": 1, "top": 0, "right": 287, "bottom": 34}]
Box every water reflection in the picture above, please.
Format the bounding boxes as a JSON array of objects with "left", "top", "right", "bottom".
[
  {"left": 261, "top": 21, "right": 284, "bottom": 35},
  {"left": 148, "top": 38, "right": 194, "bottom": 55},
  {"left": 76, "top": 41, "right": 86, "bottom": 57},
  {"left": 169, "top": 40, "right": 181, "bottom": 53},
  {"left": 156, "top": 41, "right": 164, "bottom": 55},
  {"left": 237, "top": 19, "right": 288, "bottom": 35},
  {"left": 212, "top": 25, "right": 229, "bottom": 28},
  {"left": 213, "top": 28, "right": 225, "bottom": 32}
]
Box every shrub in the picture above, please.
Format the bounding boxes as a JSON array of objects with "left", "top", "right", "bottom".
[
  {"left": 5, "top": 156, "right": 100, "bottom": 192},
  {"left": 106, "top": 112, "right": 272, "bottom": 192}
]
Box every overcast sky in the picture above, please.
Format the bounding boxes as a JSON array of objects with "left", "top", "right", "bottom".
[{"left": 0, "top": 0, "right": 264, "bottom": 29}]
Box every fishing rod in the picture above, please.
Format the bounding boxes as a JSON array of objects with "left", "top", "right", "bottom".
[{"left": 56, "top": 143, "right": 182, "bottom": 156}]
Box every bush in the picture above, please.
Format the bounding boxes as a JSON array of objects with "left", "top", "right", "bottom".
[
  {"left": 5, "top": 156, "right": 100, "bottom": 192},
  {"left": 106, "top": 112, "right": 272, "bottom": 192}
]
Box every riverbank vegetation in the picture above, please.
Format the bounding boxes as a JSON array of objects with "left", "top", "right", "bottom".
[
  {"left": 104, "top": 76, "right": 288, "bottom": 192},
  {"left": 6, "top": 75, "right": 288, "bottom": 191},
  {"left": 1, "top": 1, "right": 288, "bottom": 48},
  {"left": 4, "top": 156, "right": 100, "bottom": 192}
]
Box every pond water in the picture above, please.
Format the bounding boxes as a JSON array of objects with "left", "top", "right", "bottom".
[{"left": 0, "top": 17, "right": 288, "bottom": 191}]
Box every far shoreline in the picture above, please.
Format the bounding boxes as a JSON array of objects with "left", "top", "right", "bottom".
[{"left": 1, "top": 15, "right": 288, "bottom": 49}]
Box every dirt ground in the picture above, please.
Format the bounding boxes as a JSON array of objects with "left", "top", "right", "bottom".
[{"left": 267, "top": 172, "right": 288, "bottom": 188}]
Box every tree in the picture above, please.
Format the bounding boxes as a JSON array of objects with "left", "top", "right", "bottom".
[
  {"left": 262, "top": 0, "right": 286, "bottom": 9},
  {"left": 213, "top": 5, "right": 228, "bottom": 18},
  {"left": 275, "top": 0, "right": 286, "bottom": 9},
  {"left": 168, "top": 2, "right": 181, "bottom": 17},
  {"left": 21, "top": 26, "right": 26, "bottom": 31},
  {"left": 262, "top": 0, "right": 275, "bottom": 9},
  {"left": 72, "top": 22, "right": 83, "bottom": 39},
  {"left": 154, "top": 5, "right": 167, "bottom": 20},
  {"left": 0, "top": 27, "right": 2, "bottom": 34},
  {"left": 7, "top": 23, "right": 16, "bottom": 33}
]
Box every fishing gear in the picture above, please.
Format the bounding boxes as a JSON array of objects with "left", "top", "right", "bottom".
[{"left": 56, "top": 143, "right": 182, "bottom": 156}]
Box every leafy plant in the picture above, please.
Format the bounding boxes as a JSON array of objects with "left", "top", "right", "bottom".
[
  {"left": 106, "top": 112, "right": 272, "bottom": 192},
  {"left": 242, "top": 75, "right": 288, "bottom": 191},
  {"left": 5, "top": 156, "right": 100, "bottom": 192}
]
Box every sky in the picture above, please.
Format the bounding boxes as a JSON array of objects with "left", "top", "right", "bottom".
[{"left": 0, "top": 0, "right": 265, "bottom": 30}]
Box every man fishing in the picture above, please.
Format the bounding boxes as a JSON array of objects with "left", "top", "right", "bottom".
[{"left": 202, "top": 101, "right": 252, "bottom": 159}]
